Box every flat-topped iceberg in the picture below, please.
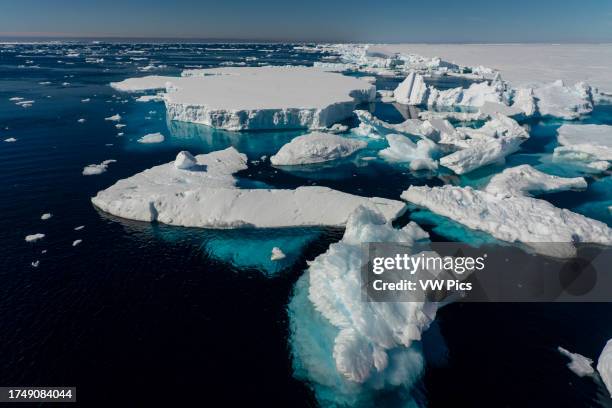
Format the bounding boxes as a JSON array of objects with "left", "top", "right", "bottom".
[
  {"left": 92, "top": 147, "right": 406, "bottom": 228},
  {"left": 402, "top": 165, "right": 612, "bottom": 257},
  {"left": 533, "top": 80, "right": 593, "bottom": 120},
  {"left": 598, "top": 339, "right": 612, "bottom": 398},
  {"left": 288, "top": 206, "right": 435, "bottom": 406},
  {"left": 270, "top": 132, "right": 366, "bottom": 166},
  {"left": 553, "top": 124, "right": 612, "bottom": 171},
  {"left": 110, "top": 66, "right": 376, "bottom": 131}
]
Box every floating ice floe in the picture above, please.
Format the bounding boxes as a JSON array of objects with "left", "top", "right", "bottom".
[
  {"left": 137, "top": 132, "right": 165, "bottom": 144},
  {"left": 557, "top": 346, "right": 595, "bottom": 377},
  {"left": 74, "top": 225, "right": 85, "bottom": 231},
  {"left": 110, "top": 66, "right": 375, "bottom": 131},
  {"left": 379, "top": 134, "right": 439, "bottom": 171},
  {"left": 270, "top": 247, "right": 286, "bottom": 261},
  {"left": 438, "top": 114, "right": 528, "bottom": 174},
  {"left": 31, "top": 260, "right": 40, "bottom": 268},
  {"left": 92, "top": 147, "right": 405, "bottom": 228},
  {"left": 4, "top": 138, "right": 17, "bottom": 143},
  {"left": 82, "top": 159, "right": 116, "bottom": 176},
  {"left": 598, "top": 339, "right": 612, "bottom": 398},
  {"left": 533, "top": 80, "right": 593, "bottom": 120},
  {"left": 77, "top": 118, "right": 86, "bottom": 123},
  {"left": 81, "top": 98, "right": 90, "bottom": 103},
  {"left": 72, "top": 239, "right": 82, "bottom": 247},
  {"left": 136, "top": 94, "right": 164, "bottom": 103},
  {"left": 25, "top": 233, "right": 45, "bottom": 243},
  {"left": 104, "top": 114, "right": 121, "bottom": 122},
  {"left": 402, "top": 165, "right": 612, "bottom": 257},
  {"left": 41, "top": 213, "right": 52, "bottom": 220},
  {"left": 553, "top": 124, "right": 612, "bottom": 171},
  {"left": 288, "top": 206, "right": 435, "bottom": 406},
  {"left": 270, "top": 132, "right": 366, "bottom": 166}
]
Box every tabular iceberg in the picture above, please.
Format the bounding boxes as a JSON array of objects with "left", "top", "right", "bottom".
[
  {"left": 553, "top": 124, "right": 612, "bottom": 171},
  {"left": 270, "top": 132, "right": 366, "bottom": 166},
  {"left": 402, "top": 165, "right": 612, "bottom": 257},
  {"left": 111, "top": 66, "right": 376, "bottom": 131},
  {"left": 288, "top": 206, "right": 436, "bottom": 406},
  {"left": 91, "top": 147, "right": 406, "bottom": 228}
]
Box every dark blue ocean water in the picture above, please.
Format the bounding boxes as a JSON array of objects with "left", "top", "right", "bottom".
[{"left": 0, "top": 42, "right": 611, "bottom": 407}]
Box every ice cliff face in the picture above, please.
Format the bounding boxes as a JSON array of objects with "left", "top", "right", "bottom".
[
  {"left": 111, "top": 66, "right": 376, "bottom": 131},
  {"left": 288, "top": 206, "right": 436, "bottom": 407},
  {"left": 402, "top": 165, "right": 612, "bottom": 258}
]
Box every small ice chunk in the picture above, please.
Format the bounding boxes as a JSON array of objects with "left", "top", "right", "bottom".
[
  {"left": 25, "top": 233, "right": 45, "bottom": 242},
  {"left": 31, "top": 260, "right": 40, "bottom": 267},
  {"left": 270, "top": 247, "right": 286, "bottom": 261},
  {"left": 558, "top": 346, "right": 595, "bottom": 377},
  {"left": 379, "top": 134, "right": 438, "bottom": 171},
  {"left": 174, "top": 151, "right": 197, "bottom": 169},
  {"left": 105, "top": 114, "right": 121, "bottom": 122},
  {"left": 41, "top": 213, "right": 53, "bottom": 220},
  {"left": 4, "top": 138, "right": 17, "bottom": 143},
  {"left": 81, "top": 98, "right": 90, "bottom": 103},
  {"left": 72, "top": 239, "right": 82, "bottom": 247},
  {"left": 137, "top": 132, "right": 165, "bottom": 144},
  {"left": 485, "top": 165, "right": 587, "bottom": 197},
  {"left": 78, "top": 118, "right": 86, "bottom": 123},
  {"left": 83, "top": 159, "right": 116, "bottom": 176},
  {"left": 74, "top": 225, "right": 85, "bottom": 230},
  {"left": 270, "top": 132, "right": 366, "bottom": 165}
]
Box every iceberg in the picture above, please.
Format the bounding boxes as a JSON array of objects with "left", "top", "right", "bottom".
[
  {"left": 104, "top": 114, "right": 121, "bottom": 122},
  {"left": 25, "top": 233, "right": 45, "bottom": 242},
  {"left": 427, "top": 80, "right": 506, "bottom": 108},
  {"left": 111, "top": 66, "right": 376, "bottom": 131},
  {"left": 558, "top": 346, "right": 595, "bottom": 377},
  {"left": 533, "top": 81, "right": 593, "bottom": 120},
  {"left": 379, "top": 134, "right": 439, "bottom": 171},
  {"left": 270, "top": 246, "right": 286, "bottom": 261},
  {"left": 270, "top": 132, "right": 366, "bottom": 166},
  {"left": 598, "top": 339, "right": 612, "bottom": 398},
  {"left": 393, "top": 72, "right": 428, "bottom": 105},
  {"left": 402, "top": 165, "right": 612, "bottom": 257},
  {"left": 288, "top": 206, "right": 435, "bottom": 406},
  {"left": 553, "top": 124, "right": 612, "bottom": 170},
  {"left": 485, "top": 165, "right": 587, "bottom": 197},
  {"left": 4, "top": 137, "right": 17, "bottom": 143},
  {"left": 137, "top": 132, "right": 165, "bottom": 144},
  {"left": 41, "top": 213, "right": 52, "bottom": 220},
  {"left": 91, "top": 147, "right": 406, "bottom": 228}
]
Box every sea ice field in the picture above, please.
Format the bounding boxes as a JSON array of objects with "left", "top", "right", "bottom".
[{"left": 1, "top": 41, "right": 612, "bottom": 407}]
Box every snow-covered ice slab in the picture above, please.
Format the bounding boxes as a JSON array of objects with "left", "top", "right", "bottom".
[
  {"left": 354, "top": 110, "right": 438, "bottom": 139},
  {"left": 553, "top": 124, "right": 612, "bottom": 170},
  {"left": 92, "top": 147, "right": 405, "bottom": 228},
  {"left": 288, "top": 206, "right": 435, "bottom": 406},
  {"left": 485, "top": 165, "right": 587, "bottom": 197},
  {"left": 533, "top": 81, "right": 593, "bottom": 120},
  {"left": 598, "top": 339, "right": 612, "bottom": 398},
  {"left": 402, "top": 165, "right": 612, "bottom": 257},
  {"left": 111, "top": 66, "right": 376, "bottom": 131},
  {"left": 270, "top": 132, "right": 366, "bottom": 166}
]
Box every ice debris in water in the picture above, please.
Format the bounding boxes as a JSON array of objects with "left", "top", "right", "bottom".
[
  {"left": 379, "top": 134, "right": 439, "bottom": 171},
  {"left": 270, "top": 247, "right": 286, "bottom": 261},
  {"left": 104, "top": 114, "right": 121, "bottom": 122},
  {"left": 25, "top": 233, "right": 45, "bottom": 242},
  {"left": 41, "top": 213, "right": 52, "bottom": 220},
  {"left": 557, "top": 346, "right": 595, "bottom": 377},
  {"left": 553, "top": 124, "right": 612, "bottom": 172},
  {"left": 137, "top": 132, "right": 165, "bottom": 144}
]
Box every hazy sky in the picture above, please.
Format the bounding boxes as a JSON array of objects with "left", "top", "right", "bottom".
[{"left": 1, "top": 0, "right": 612, "bottom": 42}]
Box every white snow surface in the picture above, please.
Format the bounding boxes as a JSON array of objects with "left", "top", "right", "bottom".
[
  {"left": 110, "top": 66, "right": 376, "bottom": 131},
  {"left": 402, "top": 165, "right": 612, "bottom": 257},
  {"left": 366, "top": 44, "right": 612, "bottom": 93},
  {"left": 533, "top": 80, "right": 594, "bottom": 119},
  {"left": 270, "top": 132, "right": 366, "bottom": 165},
  {"left": 598, "top": 339, "right": 612, "bottom": 398},
  {"left": 558, "top": 346, "right": 595, "bottom": 377},
  {"left": 91, "top": 147, "right": 406, "bottom": 228}
]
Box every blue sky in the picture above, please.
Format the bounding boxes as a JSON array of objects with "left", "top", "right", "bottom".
[{"left": 1, "top": 0, "right": 611, "bottom": 42}]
